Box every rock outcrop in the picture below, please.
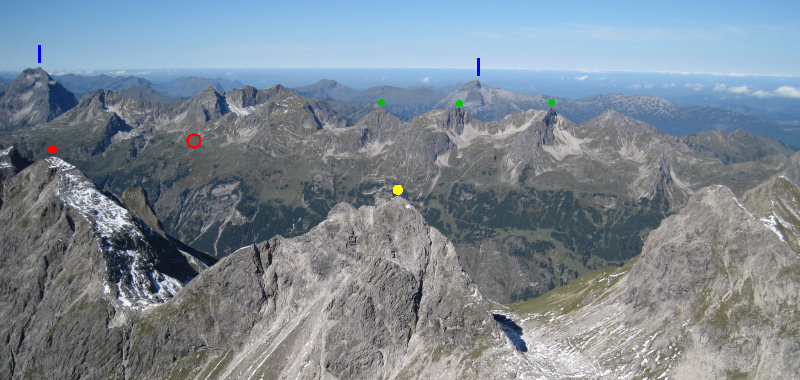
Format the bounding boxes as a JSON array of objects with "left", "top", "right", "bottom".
[
  {"left": 0, "top": 154, "right": 534, "bottom": 379},
  {"left": 123, "top": 198, "right": 532, "bottom": 379},
  {"left": 512, "top": 183, "right": 800, "bottom": 378},
  {"left": 0, "top": 68, "right": 77, "bottom": 129},
  {"left": 0, "top": 154, "right": 200, "bottom": 378}
]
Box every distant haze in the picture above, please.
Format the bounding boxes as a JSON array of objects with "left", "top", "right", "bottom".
[
  {"left": 1, "top": 1, "right": 798, "bottom": 75},
  {"left": 4, "top": 68, "right": 796, "bottom": 122}
]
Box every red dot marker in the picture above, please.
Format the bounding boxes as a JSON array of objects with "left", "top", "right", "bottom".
[
  {"left": 186, "top": 133, "right": 202, "bottom": 149},
  {"left": 47, "top": 145, "right": 57, "bottom": 154}
]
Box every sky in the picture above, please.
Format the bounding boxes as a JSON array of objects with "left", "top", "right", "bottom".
[{"left": 1, "top": 0, "right": 799, "bottom": 76}]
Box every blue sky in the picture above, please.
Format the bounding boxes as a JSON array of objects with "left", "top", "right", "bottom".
[{"left": 1, "top": 0, "right": 799, "bottom": 75}]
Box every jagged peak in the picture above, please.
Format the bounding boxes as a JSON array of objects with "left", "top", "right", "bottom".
[
  {"left": 543, "top": 107, "right": 558, "bottom": 127},
  {"left": 29, "top": 156, "right": 190, "bottom": 308},
  {"left": 78, "top": 89, "right": 112, "bottom": 107},
  {"left": 198, "top": 85, "right": 221, "bottom": 96},
  {"left": 178, "top": 86, "right": 228, "bottom": 118},
  {"left": 438, "top": 106, "right": 472, "bottom": 135},
  {"left": 20, "top": 67, "right": 53, "bottom": 81},
  {"left": 457, "top": 79, "right": 483, "bottom": 91}
]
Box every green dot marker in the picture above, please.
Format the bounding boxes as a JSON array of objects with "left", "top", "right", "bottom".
[
  {"left": 378, "top": 99, "right": 385, "bottom": 106},
  {"left": 548, "top": 98, "right": 555, "bottom": 107},
  {"left": 456, "top": 100, "right": 464, "bottom": 108}
]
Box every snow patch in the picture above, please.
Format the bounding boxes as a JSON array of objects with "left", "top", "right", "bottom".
[
  {"left": 104, "top": 104, "right": 120, "bottom": 114},
  {"left": 227, "top": 100, "right": 255, "bottom": 117},
  {"left": 733, "top": 196, "right": 756, "bottom": 218},
  {"left": 48, "top": 157, "right": 182, "bottom": 309},
  {"left": 761, "top": 215, "right": 786, "bottom": 242}
]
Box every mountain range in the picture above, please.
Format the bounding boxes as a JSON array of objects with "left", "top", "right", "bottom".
[
  {"left": 507, "top": 178, "right": 800, "bottom": 378},
  {"left": 1, "top": 66, "right": 799, "bottom": 377},
  {"left": 293, "top": 78, "right": 800, "bottom": 148},
  {"left": 53, "top": 72, "right": 246, "bottom": 102},
  {"left": 23, "top": 70, "right": 795, "bottom": 148},
  {"left": 0, "top": 148, "right": 533, "bottom": 378},
  {"left": 2, "top": 141, "right": 799, "bottom": 378},
  {"left": 1, "top": 68, "right": 797, "bottom": 305}
]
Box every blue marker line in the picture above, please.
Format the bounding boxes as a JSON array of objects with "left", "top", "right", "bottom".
[
  {"left": 38, "top": 45, "right": 41, "bottom": 63},
  {"left": 477, "top": 58, "right": 480, "bottom": 76}
]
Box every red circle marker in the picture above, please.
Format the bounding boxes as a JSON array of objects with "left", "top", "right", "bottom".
[
  {"left": 47, "top": 145, "right": 57, "bottom": 154},
  {"left": 186, "top": 133, "right": 202, "bottom": 149}
]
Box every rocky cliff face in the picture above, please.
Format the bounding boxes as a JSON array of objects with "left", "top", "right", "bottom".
[
  {"left": 0, "top": 153, "right": 200, "bottom": 378},
  {"left": 0, "top": 68, "right": 77, "bottom": 129},
  {"left": 742, "top": 176, "right": 800, "bottom": 254},
  {"left": 0, "top": 155, "right": 538, "bottom": 379},
  {"left": 509, "top": 182, "right": 800, "bottom": 378},
  {"left": 3, "top": 150, "right": 800, "bottom": 378},
  {"left": 1, "top": 69, "right": 796, "bottom": 306},
  {"left": 122, "top": 198, "right": 534, "bottom": 379}
]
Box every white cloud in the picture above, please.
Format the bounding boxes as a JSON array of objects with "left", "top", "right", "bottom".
[
  {"left": 575, "top": 75, "right": 589, "bottom": 81},
  {"left": 422, "top": 77, "right": 431, "bottom": 84},
  {"left": 728, "top": 85, "right": 750, "bottom": 94},
  {"left": 598, "top": 77, "right": 606, "bottom": 81},
  {"left": 713, "top": 83, "right": 752, "bottom": 95},
  {"left": 684, "top": 83, "right": 705, "bottom": 91},
  {"left": 774, "top": 86, "right": 800, "bottom": 98},
  {"left": 53, "top": 69, "right": 96, "bottom": 76},
  {"left": 662, "top": 82, "right": 677, "bottom": 88},
  {"left": 742, "top": 86, "right": 800, "bottom": 99}
]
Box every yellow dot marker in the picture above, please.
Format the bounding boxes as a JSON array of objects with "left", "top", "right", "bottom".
[{"left": 392, "top": 185, "right": 403, "bottom": 195}]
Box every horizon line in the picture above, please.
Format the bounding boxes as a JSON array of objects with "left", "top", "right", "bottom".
[{"left": 1, "top": 66, "right": 797, "bottom": 79}]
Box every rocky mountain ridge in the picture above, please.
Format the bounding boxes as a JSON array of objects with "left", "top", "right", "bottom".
[
  {"left": 0, "top": 149, "right": 208, "bottom": 377},
  {"left": 294, "top": 79, "right": 446, "bottom": 122},
  {"left": 0, "top": 68, "right": 77, "bottom": 130},
  {"left": 508, "top": 180, "right": 800, "bottom": 378},
  {"left": 3, "top": 151, "right": 799, "bottom": 378},
  {"left": 437, "top": 80, "right": 799, "bottom": 147},
  {"left": 0, "top": 69, "right": 797, "bottom": 303},
  {"left": 53, "top": 73, "right": 245, "bottom": 100},
  {"left": 0, "top": 154, "right": 537, "bottom": 378}
]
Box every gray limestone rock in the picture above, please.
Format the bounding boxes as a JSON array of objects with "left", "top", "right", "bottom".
[
  {"left": 125, "top": 198, "right": 523, "bottom": 379},
  {"left": 512, "top": 183, "right": 800, "bottom": 378},
  {"left": 0, "top": 156, "right": 199, "bottom": 379},
  {"left": 0, "top": 68, "right": 77, "bottom": 129},
  {"left": 120, "top": 186, "right": 167, "bottom": 238}
]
